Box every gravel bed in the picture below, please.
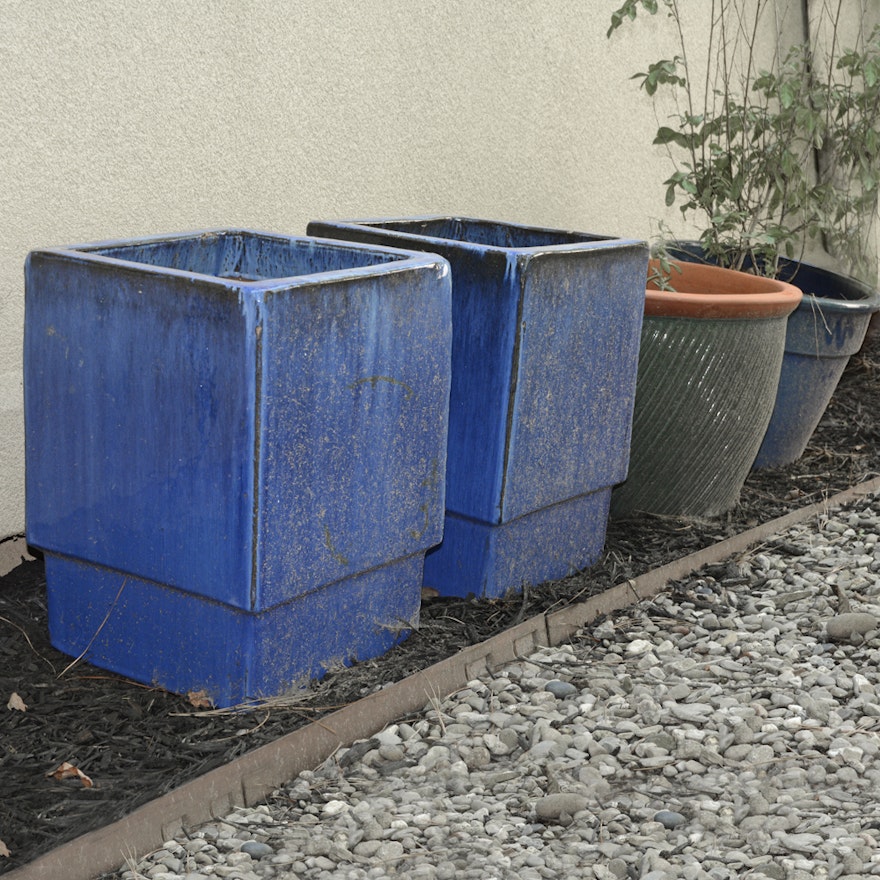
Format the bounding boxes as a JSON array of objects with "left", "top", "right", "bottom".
[{"left": 108, "top": 493, "right": 880, "bottom": 880}]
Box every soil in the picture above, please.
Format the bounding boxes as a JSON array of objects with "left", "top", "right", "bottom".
[{"left": 2, "top": 333, "right": 880, "bottom": 875}]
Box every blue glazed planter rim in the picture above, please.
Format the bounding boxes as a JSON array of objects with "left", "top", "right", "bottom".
[
  {"left": 795, "top": 283, "right": 880, "bottom": 315},
  {"left": 314, "top": 215, "right": 646, "bottom": 257},
  {"left": 667, "top": 240, "right": 880, "bottom": 316},
  {"left": 30, "top": 228, "right": 448, "bottom": 291}
]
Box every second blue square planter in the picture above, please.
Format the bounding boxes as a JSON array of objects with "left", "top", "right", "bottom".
[{"left": 308, "top": 217, "right": 648, "bottom": 598}]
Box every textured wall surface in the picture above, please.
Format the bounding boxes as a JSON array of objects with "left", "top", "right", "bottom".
[{"left": 2, "top": 0, "right": 871, "bottom": 539}]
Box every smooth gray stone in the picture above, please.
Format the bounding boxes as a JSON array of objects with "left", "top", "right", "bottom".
[
  {"left": 535, "top": 793, "right": 589, "bottom": 820},
  {"left": 240, "top": 841, "right": 273, "bottom": 859},
  {"left": 826, "top": 612, "right": 878, "bottom": 641},
  {"left": 653, "top": 809, "right": 687, "bottom": 829},
  {"left": 545, "top": 680, "right": 578, "bottom": 699}
]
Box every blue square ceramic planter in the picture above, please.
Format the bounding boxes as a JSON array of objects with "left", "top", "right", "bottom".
[
  {"left": 308, "top": 217, "right": 648, "bottom": 598},
  {"left": 24, "top": 230, "right": 452, "bottom": 706}
]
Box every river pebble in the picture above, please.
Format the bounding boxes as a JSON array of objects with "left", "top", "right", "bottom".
[
  {"left": 826, "top": 611, "right": 879, "bottom": 641},
  {"left": 113, "top": 498, "right": 880, "bottom": 880}
]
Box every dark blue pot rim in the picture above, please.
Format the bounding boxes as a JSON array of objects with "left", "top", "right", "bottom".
[{"left": 667, "top": 241, "right": 880, "bottom": 315}]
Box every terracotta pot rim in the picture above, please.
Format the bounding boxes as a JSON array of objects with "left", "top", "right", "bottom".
[{"left": 646, "top": 259, "right": 802, "bottom": 319}]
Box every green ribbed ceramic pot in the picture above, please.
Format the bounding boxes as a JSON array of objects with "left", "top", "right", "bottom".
[{"left": 611, "top": 259, "right": 801, "bottom": 517}]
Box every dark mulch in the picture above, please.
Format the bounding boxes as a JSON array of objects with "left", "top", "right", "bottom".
[{"left": 3, "top": 332, "right": 880, "bottom": 874}]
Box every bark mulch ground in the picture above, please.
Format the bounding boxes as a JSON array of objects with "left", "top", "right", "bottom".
[{"left": 3, "top": 333, "right": 880, "bottom": 874}]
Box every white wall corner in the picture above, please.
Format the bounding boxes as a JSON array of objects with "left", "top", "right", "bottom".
[{"left": 0, "top": 534, "right": 36, "bottom": 577}]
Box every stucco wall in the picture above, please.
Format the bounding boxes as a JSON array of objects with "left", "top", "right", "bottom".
[
  {"left": 1, "top": 1, "right": 875, "bottom": 544},
  {"left": 1, "top": 0, "right": 685, "bottom": 541}
]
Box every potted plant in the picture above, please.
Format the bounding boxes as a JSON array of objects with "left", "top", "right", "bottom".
[
  {"left": 24, "top": 230, "right": 452, "bottom": 707},
  {"left": 610, "top": 257, "right": 801, "bottom": 518},
  {"left": 608, "top": 0, "right": 880, "bottom": 470}
]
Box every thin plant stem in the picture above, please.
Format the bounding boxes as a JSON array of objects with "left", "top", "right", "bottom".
[{"left": 58, "top": 577, "right": 128, "bottom": 678}]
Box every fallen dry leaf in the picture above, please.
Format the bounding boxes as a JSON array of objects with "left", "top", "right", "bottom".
[
  {"left": 7, "top": 692, "right": 26, "bottom": 712},
  {"left": 0, "top": 839, "right": 9, "bottom": 857},
  {"left": 47, "top": 761, "right": 93, "bottom": 788},
  {"left": 186, "top": 689, "right": 213, "bottom": 709}
]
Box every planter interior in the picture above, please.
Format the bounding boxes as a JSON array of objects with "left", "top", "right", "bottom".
[
  {"left": 611, "top": 259, "right": 802, "bottom": 518},
  {"left": 309, "top": 217, "right": 648, "bottom": 598},
  {"left": 24, "top": 230, "right": 452, "bottom": 706}
]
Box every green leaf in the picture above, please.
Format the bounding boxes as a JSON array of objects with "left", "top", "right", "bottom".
[
  {"left": 779, "top": 81, "right": 796, "bottom": 109},
  {"left": 730, "top": 172, "right": 744, "bottom": 201},
  {"left": 653, "top": 126, "right": 683, "bottom": 145},
  {"left": 606, "top": 0, "right": 659, "bottom": 37}
]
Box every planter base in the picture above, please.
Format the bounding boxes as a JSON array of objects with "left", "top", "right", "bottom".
[
  {"left": 45, "top": 553, "right": 422, "bottom": 708},
  {"left": 422, "top": 489, "right": 612, "bottom": 599}
]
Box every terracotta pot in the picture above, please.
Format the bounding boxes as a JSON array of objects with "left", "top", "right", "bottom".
[{"left": 611, "top": 259, "right": 801, "bottom": 517}]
